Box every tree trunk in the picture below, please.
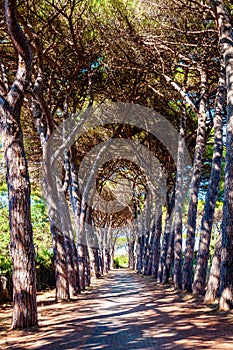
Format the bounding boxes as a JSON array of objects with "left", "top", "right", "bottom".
[
  {"left": 145, "top": 228, "right": 154, "bottom": 276},
  {"left": 84, "top": 244, "right": 91, "bottom": 287},
  {"left": 58, "top": 187, "right": 78, "bottom": 297},
  {"left": 0, "top": 0, "right": 37, "bottom": 329},
  {"left": 37, "top": 115, "right": 70, "bottom": 301},
  {"left": 173, "top": 102, "right": 187, "bottom": 290},
  {"left": 61, "top": 149, "right": 81, "bottom": 296},
  {"left": 205, "top": 236, "right": 221, "bottom": 303},
  {"left": 128, "top": 239, "right": 136, "bottom": 270},
  {"left": 158, "top": 214, "right": 172, "bottom": 282},
  {"left": 162, "top": 229, "right": 174, "bottom": 284},
  {"left": 31, "top": 50, "right": 71, "bottom": 300},
  {"left": 89, "top": 246, "right": 101, "bottom": 278},
  {"left": 78, "top": 243, "right": 86, "bottom": 290},
  {"left": 192, "top": 60, "right": 225, "bottom": 295},
  {"left": 136, "top": 234, "right": 144, "bottom": 274},
  {"left": 50, "top": 224, "right": 69, "bottom": 301},
  {"left": 68, "top": 146, "right": 83, "bottom": 292},
  {"left": 64, "top": 146, "right": 87, "bottom": 291},
  {"left": 151, "top": 202, "right": 162, "bottom": 279},
  {"left": 182, "top": 69, "right": 207, "bottom": 292},
  {"left": 110, "top": 247, "right": 115, "bottom": 270},
  {"left": 158, "top": 194, "right": 174, "bottom": 282},
  {"left": 211, "top": 0, "right": 233, "bottom": 310},
  {"left": 142, "top": 230, "right": 151, "bottom": 275},
  {"left": 104, "top": 248, "right": 110, "bottom": 273},
  {"left": 6, "top": 132, "right": 38, "bottom": 328}
]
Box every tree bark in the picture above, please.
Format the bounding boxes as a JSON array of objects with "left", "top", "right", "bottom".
[
  {"left": 182, "top": 69, "right": 207, "bottom": 292},
  {"left": 211, "top": 0, "right": 233, "bottom": 310},
  {"left": 89, "top": 246, "right": 101, "bottom": 278},
  {"left": 158, "top": 196, "right": 174, "bottom": 282},
  {"left": 32, "top": 94, "right": 70, "bottom": 301},
  {"left": 151, "top": 202, "right": 162, "bottom": 279},
  {"left": 136, "top": 234, "right": 145, "bottom": 274},
  {"left": 162, "top": 229, "right": 174, "bottom": 284},
  {"left": 145, "top": 229, "right": 153, "bottom": 276},
  {"left": 192, "top": 59, "right": 225, "bottom": 295},
  {"left": 29, "top": 32, "right": 72, "bottom": 300},
  {"left": 128, "top": 238, "right": 136, "bottom": 270},
  {"left": 0, "top": 0, "right": 37, "bottom": 329},
  {"left": 61, "top": 148, "right": 82, "bottom": 296},
  {"left": 68, "top": 146, "right": 83, "bottom": 292},
  {"left": 142, "top": 230, "right": 151, "bottom": 275},
  {"left": 173, "top": 101, "right": 187, "bottom": 290},
  {"left": 205, "top": 236, "right": 221, "bottom": 302}
]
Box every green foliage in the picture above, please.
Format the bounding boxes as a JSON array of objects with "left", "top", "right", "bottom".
[
  {"left": 0, "top": 190, "right": 10, "bottom": 274},
  {"left": 0, "top": 255, "right": 12, "bottom": 275},
  {"left": 114, "top": 254, "right": 128, "bottom": 268},
  {"left": 31, "top": 194, "right": 52, "bottom": 255},
  {"left": 0, "top": 188, "right": 53, "bottom": 275},
  {"left": 36, "top": 249, "right": 54, "bottom": 270}
]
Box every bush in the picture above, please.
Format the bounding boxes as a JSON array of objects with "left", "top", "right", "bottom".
[{"left": 114, "top": 255, "right": 128, "bottom": 268}]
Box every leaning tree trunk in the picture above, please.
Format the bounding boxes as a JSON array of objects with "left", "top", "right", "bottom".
[
  {"left": 192, "top": 60, "right": 225, "bottom": 296},
  {"left": 0, "top": 0, "right": 37, "bottom": 329},
  {"left": 27, "top": 23, "right": 72, "bottom": 300},
  {"left": 182, "top": 69, "right": 207, "bottom": 292},
  {"left": 211, "top": 0, "right": 233, "bottom": 310},
  {"left": 44, "top": 145, "right": 70, "bottom": 300},
  {"left": 32, "top": 90, "right": 70, "bottom": 301}
]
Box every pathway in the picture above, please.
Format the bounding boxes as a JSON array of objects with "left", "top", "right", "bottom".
[{"left": 1, "top": 269, "right": 233, "bottom": 349}]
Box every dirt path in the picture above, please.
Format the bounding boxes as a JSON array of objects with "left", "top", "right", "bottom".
[{"left": 1, "top": 269, "right": 233, "bottom": 349}]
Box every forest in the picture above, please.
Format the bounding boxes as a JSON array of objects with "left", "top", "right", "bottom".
[{"left": 0, "top": 0, "right": 233, "bottom": 335}]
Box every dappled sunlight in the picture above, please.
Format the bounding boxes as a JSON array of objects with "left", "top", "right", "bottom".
[{"left": 1, "top": 270, "right": 233, "bottom": 349}]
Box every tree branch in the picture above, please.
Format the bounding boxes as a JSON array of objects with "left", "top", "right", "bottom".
[{"left": 5, "top": 0, "right": 33, "bottom": 72}]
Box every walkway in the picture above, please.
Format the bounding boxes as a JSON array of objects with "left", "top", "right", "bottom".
[{"left": 1, "top": 269, "right": 233, "bottom": 349}]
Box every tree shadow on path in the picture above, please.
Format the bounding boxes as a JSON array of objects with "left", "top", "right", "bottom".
[{"left": 1, "top": 269, "right": 233, "bottom": 350}]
